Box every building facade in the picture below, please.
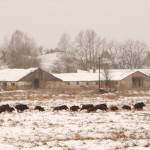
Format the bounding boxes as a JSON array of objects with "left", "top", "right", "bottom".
[
  {"left": 1, "top": 68, "right": 150, "bottom": 90},
  {"left": 52, "top": 70, "right": 150, "bottom": 90},
  {"left": 0, "top": 68, "right": 61, "bottom": 90}
]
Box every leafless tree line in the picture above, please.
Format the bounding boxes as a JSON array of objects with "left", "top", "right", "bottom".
[
  {"left": 52, "top": 29, "right": 150, "bottom": 73},
  {"left": 0, "top": 30, "right": 41, "bottom": 69},
  {"left": 0, "top": 29, "right": 149, "bottom": 71}
]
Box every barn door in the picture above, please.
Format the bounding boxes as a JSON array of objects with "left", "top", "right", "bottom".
[
  {"left": 34, "top": 79, "right": 39, "bottom": 88},
  {"left": 132, "top": 77, "right": 143, "bottom": 88}
]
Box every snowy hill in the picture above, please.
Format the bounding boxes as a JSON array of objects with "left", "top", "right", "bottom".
[{"left": 38, "top": 52, "right": 61, "bottom": 71}]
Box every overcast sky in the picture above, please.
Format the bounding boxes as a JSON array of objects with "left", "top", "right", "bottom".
[{"left": 0, "top": 0, "right": 150, "bottom": 49}]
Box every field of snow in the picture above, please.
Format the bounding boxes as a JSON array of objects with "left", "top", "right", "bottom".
[{"left": 0, "top": 89, "right": 150, "bottom": 150}]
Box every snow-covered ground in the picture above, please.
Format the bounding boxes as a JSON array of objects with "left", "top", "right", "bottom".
[{"left": 0, "top": 89, "right": 150, "bottom": 150}]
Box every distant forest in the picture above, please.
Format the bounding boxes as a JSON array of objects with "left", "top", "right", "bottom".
[{"left": 0, "top": 29, "right": 150, "bottom": 73}]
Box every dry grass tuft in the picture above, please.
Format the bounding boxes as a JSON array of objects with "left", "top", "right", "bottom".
[{"left": 104, "top": 94, "right": 120, "bottom": 100}]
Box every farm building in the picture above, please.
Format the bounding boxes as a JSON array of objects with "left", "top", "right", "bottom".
[
  {"left": 53, "top": 69, "right": 150, "bottom": 90},
  {"left": 1, "top": 68, "right": 150, "bottom": 90},
  {"left": 0, "top": 68, "right": 61, "bottom": 90}
]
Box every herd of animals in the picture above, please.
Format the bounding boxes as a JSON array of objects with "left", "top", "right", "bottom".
[{"left": 0, "top": 102, "right": 146, "bottom": 114}]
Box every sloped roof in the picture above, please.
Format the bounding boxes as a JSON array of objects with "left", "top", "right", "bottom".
[
  {"left": 89, "top": 69, "right": 150, "bottom": 76},
  {"left": 53, "top": 73, "right": 99, "bottom": 82},
  {"left": 134, "top": 69, "right": 150, "bottom": 76},
  {"left": 53, "top": 70, "right": 144, "bottom": 82},
  {"left": 0, "top": 68, "right": 38, "bottom": 81}
]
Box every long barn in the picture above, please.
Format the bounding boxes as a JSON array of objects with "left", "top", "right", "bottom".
[
  {"left": 0, "top": 68, "right": 61, "bottom": 90},
  {"left": 53, "top": 70, "right": 150, "bottom": 90}
]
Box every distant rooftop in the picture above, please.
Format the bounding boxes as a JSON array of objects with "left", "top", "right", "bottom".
[
  {"left": 53, "top": 69, "right": 150, "bottom": 82},
  {"left": 0, "top": 68, "right": 38, "bottom": 81}
]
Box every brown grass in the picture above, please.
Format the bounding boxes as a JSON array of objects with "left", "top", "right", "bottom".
[{"left": 1, "top": 88, "right": 150, "bottom": 104}]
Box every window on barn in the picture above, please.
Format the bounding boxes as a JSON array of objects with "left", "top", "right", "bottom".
[
  {"left": 96, "top": 82, "right": 98, "bottom": 85},
  {"left": 66, "top": 82, "right": 70, "bottom": 85},
  {"left": 86, "top": 82, "right": 89, "bottom": 85},
  {"left": 132, "top": 77, "right": 143, "bottom": 88},
  {"left": 11, "top": 83, "right": 15, "bottom": 86},
  {"left": 76, "top": 82, "right": 79, "bottom": 85},
  {"left": 3, "top": 82, "right": 7, "bottom": 86}
]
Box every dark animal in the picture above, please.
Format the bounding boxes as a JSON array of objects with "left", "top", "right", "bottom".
[
  {"left": 70, "top": 105, "right": 80, "bottom": 111},
  {"left": 53, "top": 105, "right": 68, "bottom": 111},
  {"left": 95, "top": 104, "right": 108, "bottom": 111},
  {"left": 110, "top": 106, "right": 119, "bottom": 111},
  {"left": 99, "top": 89, "right": 108, "bottom": 94},
  {"left": 122, "top": 105, "right": 131, "bottom": 110},
  {"left": 134, "top": 102, "right": 145, "bottom": 110},
  {"left": 34, "top": 106, "right": 45, "bottom": 111},
  {"left": 87, "top": 106, "right": 97, "bottom": 112},
  {"left": 15, "top": 104, "right": 29, "bottom": 113},
  {"left": 0, "top": 104, "right": 15, "bottom": 113},
  {"left": 0, "top": 105, "right": 6, "bottom": 113},
  {"left": 80, "top": 104, "right": 94, "bottom": 111},
  {"left": 1, "top": 104, "right": 10, "bottom": 109},
  {"left": 6, "top": 107, "right": 15, "bottom": 112}
]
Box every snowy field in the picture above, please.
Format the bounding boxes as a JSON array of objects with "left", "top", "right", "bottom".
[{"left": 0, "top": 89, "right": 150, "bottom": 150}]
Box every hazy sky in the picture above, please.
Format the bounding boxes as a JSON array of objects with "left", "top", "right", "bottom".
[{"left": 0, "top": 0, "right": 150, "bottom": 49}]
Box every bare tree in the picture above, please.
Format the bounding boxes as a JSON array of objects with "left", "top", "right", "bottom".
[
  {"left": 1, "top": 30, "right": 40, "bottom": 68},
  {"left": 0, "top": 38, "right": 10, "bottom": 68},
  {"left": 53, "top": 32, "right": 76, "bottom": 73},
  {"left": 74, "top": 31, "right": 87, "bottom": 70},
  {"left": 107, "top": 40, "right": 119, "bottom": 68},
  {"left": 118, "top": 40, "right": 148, "bottom": 69},
  {"left": 102, "top": 64, "right": 112, "bottom": 90},
  {"left": 144, "top": 52, "right": 150, "bottom": 67},
  {"left": 75, "top": 29, "right": 106, "bottom": 71}
]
